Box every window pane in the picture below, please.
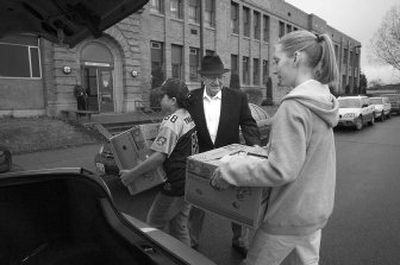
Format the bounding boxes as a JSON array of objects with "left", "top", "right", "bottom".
[
  {"left": 243, "top": 56, "right": 249, "bottom": 85},
  {"left": 30, "top": 47, "right": 41, "bottom": 77},
  {"left": 343, "top": 48, "right": 348, "bottom": 64},
  {"left": 243, "top": 7, "right": 250, "bottom": 37},
  {"left": 253, "top": 58, "right": 259, "bottom": 85},
  {"left": 151, "top": 41, "right": 164, "bottom": 88},
  {"left": 171, "top": 45, "right": 183, "bottom": 79},
  {"left": 205, "top": 0, "right": 214, "bottom": 26},
  {"left": 263, "top": 15, "right": 270, "bottom": 42},
  {"left": 231, "top": 54, "right": 238, "bottom": 74},
  {"left": 231, "top": 2, "right": 239, "bottom": 34},
  {"left": 151, "top": 0, "right": 163, "bottom": 13},
  {"left": 279, "top": 21, "right": 285, "bottom": 37},
  {"left": 170, "top": 0, "right": 182, "bottom": 19},
  {"left": 189, "top": 0, "right": 199, "bottom": 23},
  {"left": 254, "top": 11, "right": 260, "bottom": 40},
  {"left": 0, "top": 44, "right": 30, "bottom": 77},
  {"left": 189, "top": 48, "right": 200, "bottom": 81},
  {"left": 263, "top": 60, "right": 269, "bottom": 84},
  {"left": 286, "top": 24, "right": 292, "bottom": 34},
  {"left": 82, "top": 43, "right": 113, "bottom": 63}
]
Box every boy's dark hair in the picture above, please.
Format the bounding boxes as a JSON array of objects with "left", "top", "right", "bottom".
[{"left": 160, "top": 78, "right": 191, "bottom": 109}]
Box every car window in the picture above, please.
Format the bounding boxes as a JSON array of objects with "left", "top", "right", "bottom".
[
  {"left": 338, "top": 98, "right": 361, "bottom": 108},
  {"left": 368, "top": 98, "right": 383, "bottom": 104}
]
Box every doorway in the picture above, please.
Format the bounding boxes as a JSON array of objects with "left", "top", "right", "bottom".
[{"left": 83, "top": 66, "right": 114, "bottom": 112}]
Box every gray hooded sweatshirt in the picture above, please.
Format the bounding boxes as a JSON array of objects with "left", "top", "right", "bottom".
[{"left": 219, "top": 79, "right": 339, "bottom": 235}]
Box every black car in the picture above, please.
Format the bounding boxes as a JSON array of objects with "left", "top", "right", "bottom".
[
  {"left": 0, "top": 144, "right": 12, "bottom": 173},
  {"left": 0, "top": 168, "right": 216, "bottom": 265}
]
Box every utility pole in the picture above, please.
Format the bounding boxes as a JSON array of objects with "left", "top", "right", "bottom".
[{"left": 199, "top": 0, "right": 204, "bottom": 59}]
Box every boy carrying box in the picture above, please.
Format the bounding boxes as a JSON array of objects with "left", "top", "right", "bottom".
[{"left": 120, "top": 78, "right": 198, "bottom": 246}]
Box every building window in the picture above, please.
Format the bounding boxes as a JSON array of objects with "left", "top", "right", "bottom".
[
  {"left": 343, "top": 48, "right": 348, "bottom": 64},
  {"left": 170, "top": 0, "right": 183, "bottom": 19},
  {"left": 355, "top": 53, "right": 359, "bottom": 68},
  {"left": 0, "top": 35, "right": 41, "bottom": 78},
  {"left": 334, "top": 44, "right": 339, "bottom": 62},
  {"left": 253, "top": 11, "right": 260, "bottom": 40},
  {"left": 286, "top": 24, "right": 292, "bottom": 34},
  {"left": 253, "top": 58, "right": 260, "bottom": 85},
  {"left": 293, "top": 27, "right": 298, "bottom": 31},
  {"left": 279, "top": 21, "right": 285, "bottom": 37},
  {"left": 188, "top": 0, "right": 200, "bottom": 24},
  {"left": 231, "top": 2, "right": 239, "bottom": 34},
  {"left": 242, "top": 56, "right": 249, "bottom": 85},
  {"left": 189, "top": 47, "right": 200, "bottom": 81},
  {"left": 262, "top": 60, "right": 269, "bottom": 85},
  {"left": 205, "top": 0, "right": 215, "bottom": 27},
  {"left": 171, "top": 44, "right": 183, "bottom": 79},
  {"left": 150, "top": 0, "right": 164, "bottom": 14},
  {"left": 151, "top": 41, "right": 164, "bottom": 88},
  {"left": 263, "top": 15, "right": 270, "bottom": 42},
  {"left": 231, "top": 54, "right": 238, "bottom": 74},
  {"left": 243, "top": 7, "right": 250, "bottom": 37},
  {"left": 350, "top": 51, "right": 354, "bottom": 64}
]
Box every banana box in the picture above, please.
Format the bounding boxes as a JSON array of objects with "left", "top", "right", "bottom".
[
  {"left": 185, "top": 144, "right": 269, "bottom": 228},
  {"left": 110, "top": 123, "right": 166, "bottom": 195}
]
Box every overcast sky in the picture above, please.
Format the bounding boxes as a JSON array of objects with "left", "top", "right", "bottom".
[{"left": 284, "top": 0, "right": 400, "bottom": 85}]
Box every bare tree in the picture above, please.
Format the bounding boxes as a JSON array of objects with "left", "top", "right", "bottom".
[{"left": 370, "top": 5, "right": 400, "bottom": 71}]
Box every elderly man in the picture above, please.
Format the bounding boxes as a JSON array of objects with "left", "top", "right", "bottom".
[{"left": 187, "top": 54, "right": 261, "bottom": 256}]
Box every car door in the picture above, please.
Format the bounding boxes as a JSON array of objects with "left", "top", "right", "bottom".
[
  {"left": 0, "top": 168, "right": 217, "bottom": 265},
  {"left": 383, "top": 98, "right": 391, "bottom": 114}
]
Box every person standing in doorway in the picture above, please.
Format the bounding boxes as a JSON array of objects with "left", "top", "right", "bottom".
[
  {"left": 74, "top": 80, "right": 88, "bottom": 110},
  {"left": 187, "top": 54, "right": 261, "bottom": 256}
]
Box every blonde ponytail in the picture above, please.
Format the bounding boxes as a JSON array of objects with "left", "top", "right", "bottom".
[{"left": 279, "top": 30, "right": 339, "bottom": 90}]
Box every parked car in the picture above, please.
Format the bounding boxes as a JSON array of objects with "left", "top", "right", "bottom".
[
  {"left": 0, "top": 145, "right": 12, "bottom": 173},
  {"left": 368, "top": 96, "right": 392, "bottom": 121},
  {"left": 94, "top": 103, "right": 271, "bottom": 175},
  {"left": 0, "top": 168, "right": 216, "bottom": 265},
  {"left": 381, "top": 94, "right": 400, "bottom": 115},
  {"left": 337, "top": 96, "right": 375, "bottom": 130}
]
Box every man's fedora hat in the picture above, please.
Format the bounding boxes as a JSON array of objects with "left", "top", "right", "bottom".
[{"left": 199, "top": 54, "right": 230, "bottom": 75}]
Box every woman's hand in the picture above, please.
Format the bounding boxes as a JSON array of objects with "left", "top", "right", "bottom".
[
  {"left": 119, "top": 169, "right": 137, "bottom": 187},
  {"left": 209, "top": 167, "right": 231, "bottom": 191}
]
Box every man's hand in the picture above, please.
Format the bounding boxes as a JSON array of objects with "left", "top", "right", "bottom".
[
  {"left": 119, "top": 169, "right": 137, "bottom": 187},
  {"left": 209, "top": 167, "right": 231, "bottom": 191}
]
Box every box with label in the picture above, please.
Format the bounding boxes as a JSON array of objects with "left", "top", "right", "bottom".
[
  {"left": 185, "top": 144, "right": 269, "bottom": 228},
  {"left": 110, "top": 123, "right": 166, "bottom": 195}
]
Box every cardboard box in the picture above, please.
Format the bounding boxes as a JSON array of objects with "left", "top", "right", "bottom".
[
  {"left": 110, "top": 123, "right": 166, "bottom": 195},
  {"left": 185, "top": 144, "right": 269, "bottom": 228}
]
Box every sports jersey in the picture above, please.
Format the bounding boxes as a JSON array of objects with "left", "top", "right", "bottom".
[{"left": 151, "top": 108, "right": 198, "bottom": 196}]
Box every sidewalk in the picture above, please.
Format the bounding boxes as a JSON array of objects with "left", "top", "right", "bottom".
[
  {"left": 13, "top": 143, "right": 101, "bottom": 172},
  {"left": 11, "top": 104, "right": 277, "bottom": 173}
]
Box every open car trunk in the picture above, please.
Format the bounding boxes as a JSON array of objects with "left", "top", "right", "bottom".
[{"left": 0, "top": 168, "right": 215, "bottom": 265}]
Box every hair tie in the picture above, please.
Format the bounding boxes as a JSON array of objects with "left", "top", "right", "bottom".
[{"left": 315, "top": 34, "right": 323, "bottom": 43}]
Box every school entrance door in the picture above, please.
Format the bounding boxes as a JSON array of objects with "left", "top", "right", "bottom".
[
  {"left": 81, "top": 42, "right": 115, "bottom": 113},
  {"left": 83, "top": 65, "right": 114, "bottom": 112}
]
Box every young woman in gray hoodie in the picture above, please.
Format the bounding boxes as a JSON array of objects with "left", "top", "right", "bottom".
[{"left": 210, "top": 30, "right": 340, "bottom": 265}]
